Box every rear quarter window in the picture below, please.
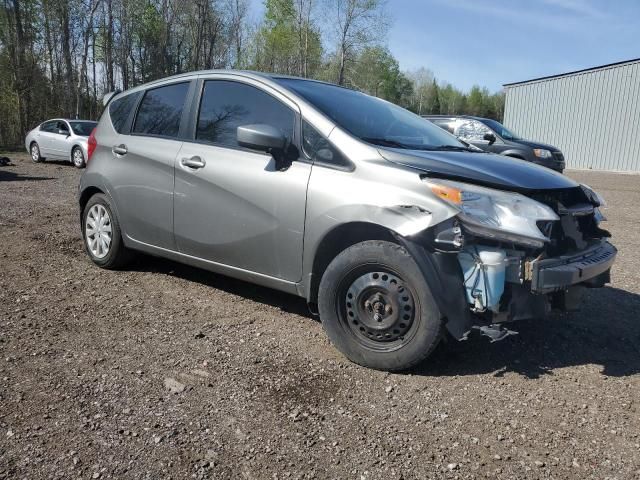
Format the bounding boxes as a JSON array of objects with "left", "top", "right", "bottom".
[{"left": 109, "top": 93, "right": 140, "bottom": 133}]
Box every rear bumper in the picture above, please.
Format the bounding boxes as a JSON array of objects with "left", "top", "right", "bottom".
[{"left": 531, "top": 241, "right": 617, "bottom": 293}]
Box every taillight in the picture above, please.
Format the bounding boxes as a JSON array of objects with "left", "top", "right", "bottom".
[{"left": 87, "top": 127, "right": 97, "bottom": 164}]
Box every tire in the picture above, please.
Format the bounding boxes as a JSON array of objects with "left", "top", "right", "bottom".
[
  {"left": 72, "top": 147, "right": 85, "bottom": 168},
  {"left": 82, "top": 193, "right": 133, "bottom": 269},
  {"left": 30, "top": 142, "right": 44, "bottom": 162},
  {"left": 318, "top": 240, "right": 442, "bottom": 371}
]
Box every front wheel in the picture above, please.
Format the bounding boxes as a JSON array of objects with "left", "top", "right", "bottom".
[
  {"left": 318, "top": 240, "right": 442, "bottom": 371},
  {"left": 82, "top": 193, "right": 132, "bottom": 269},
  {"left": 72, "top": 147, "right": 85, "bottom": 168}
]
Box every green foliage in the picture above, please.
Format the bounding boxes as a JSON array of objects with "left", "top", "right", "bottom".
[
  {"left": 348, "top": 47, "right": 413, "bottom": 106},
  {"left": 465, "top": 85, "right": 504, "bottom": 119},
  {"left": 250, "top": 0, "right": 323, "bottom": 77},
  {"left": 0, "top": 0, "right": 505, "bottom": 149}
]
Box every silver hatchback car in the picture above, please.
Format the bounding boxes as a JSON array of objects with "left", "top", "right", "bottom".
[
  {"left": 26, "top": 118, "right": 98, "bottom": 168},
  {"left": 79, "top": 71, "right": 616, "bottom": 371}
]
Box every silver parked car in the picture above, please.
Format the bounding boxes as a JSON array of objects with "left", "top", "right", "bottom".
[
  {"left": 78, "top": 71, "right": 616, "bottom": 371},
  {"left": 25, "top": 118, "right": 98, "bottom": 168}
]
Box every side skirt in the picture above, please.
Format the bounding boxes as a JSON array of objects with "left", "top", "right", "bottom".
[{"left": 124, "top": 236, "right": 302, "bottom": 296}]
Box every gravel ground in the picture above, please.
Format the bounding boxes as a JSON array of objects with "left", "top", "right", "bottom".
[{"left": 1, "top": 152, "right": 639, "bottom": 480}]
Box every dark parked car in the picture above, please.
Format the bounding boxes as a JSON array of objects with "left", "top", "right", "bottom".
[
  {"left": 424, "top": 115, "right": 565, "bottom": 172},
  {"left": 78, "top": 71, "right": 615, "bottom": 371}
]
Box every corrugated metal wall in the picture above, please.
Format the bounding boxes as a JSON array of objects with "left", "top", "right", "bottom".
[{"left": 503, "top": 60, "right": 640, "bottom": 171}]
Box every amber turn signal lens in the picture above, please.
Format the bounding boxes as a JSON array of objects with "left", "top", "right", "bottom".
[{"left": 430, "top": 184, "right": 463, "bottom": 204}]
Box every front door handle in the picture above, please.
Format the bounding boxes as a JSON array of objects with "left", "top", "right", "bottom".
[
  {"left": 181, "top": 156, "right": 206, "bottom": 169},
  {"left": 112, "top": 144, "right": 128, "bottom": 156}
]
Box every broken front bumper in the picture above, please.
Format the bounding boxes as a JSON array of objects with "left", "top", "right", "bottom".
[{"left": 530, "top": 241, "right": 617, "bottom": 294}]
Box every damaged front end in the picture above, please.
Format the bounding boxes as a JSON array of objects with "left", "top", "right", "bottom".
[{"left": 402, "top": 179, "right": 616, "bottom": 342}]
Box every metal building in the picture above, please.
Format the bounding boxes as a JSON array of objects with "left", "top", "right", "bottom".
[{"left": 503, "top": 58, "right": 640, "bottom": 172}]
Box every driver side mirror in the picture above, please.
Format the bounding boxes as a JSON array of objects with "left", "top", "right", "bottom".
[
  {"left": 483, "top": 132, "right": 496, "bottom": 145},
  {"left": 237, "top": 124, "right": 286, "bottom": 152},
  {"left": 58, "top": 129, "right": 70, "bottom": 136},
  {"left": 237, "top": 124, "right": 291, "bottom": 170}
]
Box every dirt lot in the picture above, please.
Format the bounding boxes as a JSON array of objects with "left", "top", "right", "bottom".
[{"left": 1, "top": 152, "right": 639, "bottom": 479}]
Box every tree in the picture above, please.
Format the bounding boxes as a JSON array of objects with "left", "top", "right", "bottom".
[
  {"left": 0, "top": 0, "right": 504, "bottom": 150},
  {"left": 426, "top": 79, "right": 440, "bottom": 114},
  {"left": 349, "top": 46, "right": 412, "bottom": 106},
  {"left": 251, "top": 0, "right": 322, "bottom": 76},
  {"left": 326, "top": 0, "right": 388, "bottom": 85},
  {"left": 226, "top": 0, "right": 250, "bottom": 68},
  {"left": 407, "top": 68, "right": 434, "bottom": 114}
]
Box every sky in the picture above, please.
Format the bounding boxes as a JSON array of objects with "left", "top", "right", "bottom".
[{"left": 248, "top": 0, "right": 640, "bottom": 92}]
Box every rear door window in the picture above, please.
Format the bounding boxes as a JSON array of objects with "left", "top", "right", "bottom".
[
  {"left": 109, "top": 93, "right": 140, "bottom": 134},
  {"left": 454, "top": 119, "right": 493, "bottom": 143},
  {"left": 133, "top": 82, "right": 190, "bottom": 138},
  {"left": 432, "top": 119, "right": 456, "bottom": 134},
  {"left": 196, "top": 80, "right": 294, "bottom": 148}
]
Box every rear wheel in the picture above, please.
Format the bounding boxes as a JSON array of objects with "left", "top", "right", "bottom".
[
  {"left": 82, "top": 193, "right": 132, "bottom": 269},
  {"left": 30, "top": 142, "right": 44, "bottom": 162},
  {"left": 72, "top": 147, "right": 85, "bottom": 168},
  {"left": 318, "top": 240, "right": 442, "bottom": 371}
]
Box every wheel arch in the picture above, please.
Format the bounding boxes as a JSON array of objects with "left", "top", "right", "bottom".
[
  {"left": 79, "top": 186, "right": 105, "bottom": 216},
  {"left": 306, "top": 220, "right": 473, "bottom": 340},
  {"left": 306, "top": 222, "right": 399, "bottom": 306},
  {"left": 70, "top": 144, "right": 84, "bottom": 161}
]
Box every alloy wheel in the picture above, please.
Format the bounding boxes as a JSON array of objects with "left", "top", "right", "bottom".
[
  {"left": 73, "top": 148, "right": 84, "bottom": 167},
  {"left": 31, "top": 144, "right": 39, "bottom": 162}
]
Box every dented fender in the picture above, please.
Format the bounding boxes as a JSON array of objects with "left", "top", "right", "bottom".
[
  {"left": 397, "top": 232, "right": 473, "bottom": 340},
  {"left": 299, "top": 156, "right": 461, "bottom": 302}
]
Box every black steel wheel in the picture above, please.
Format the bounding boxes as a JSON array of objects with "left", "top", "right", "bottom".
[
  {"left": 342, "top": 269, "right": 417, "bottom": 349},
  {"left": 318, "top": 240, "right": 442, "bottom": 371}
]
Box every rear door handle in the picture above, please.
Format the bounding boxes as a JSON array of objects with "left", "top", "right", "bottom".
[
  {"left": 181, "top": 156, "right": 206, "bottom": 169},
  {"left": 112, "top": 144, "right": 128, "bottom": 156}
]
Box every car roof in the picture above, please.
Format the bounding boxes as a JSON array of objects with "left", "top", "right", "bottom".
[
  {"left": 423, "top": 114, "right": 497, "bottom": 123},
  {"left": 114, "top": 69, "right": 358, "bottom": 99},
  {"left": 43, "top": 118, "right": 96, "bottom": 123}
]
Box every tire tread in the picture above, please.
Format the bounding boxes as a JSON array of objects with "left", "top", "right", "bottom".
[{"left": 318, "top": 240, "right": 442, "bottom": 371}]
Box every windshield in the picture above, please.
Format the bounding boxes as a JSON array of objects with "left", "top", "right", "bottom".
[
  {"left": 276, "top": 78, "right": 469, "bottom": 151},
  {"left": 69, "top": 121, "right": 97, "bottom": 136},
  {"left": 481, "top": 119, "right": 520, "bottom": 141}
]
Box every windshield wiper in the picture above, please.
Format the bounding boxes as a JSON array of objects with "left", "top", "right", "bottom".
[
  {"left": 429, "top": 145, "right": 478, "bottom": 152},
  {"left": 363, "top": 138, "right": 477, "bottom": 153},
  {"left": 361, "top": 137, "right": 411, "bottom": 149}
]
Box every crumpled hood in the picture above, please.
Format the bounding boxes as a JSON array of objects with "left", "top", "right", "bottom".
[{"left": 379, "top": 148, "right": 578, "bottom": 191}]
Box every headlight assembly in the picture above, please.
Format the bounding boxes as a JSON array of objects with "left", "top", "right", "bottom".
[
  {"left": 581, "top": 183, "right": 606, "bottom": 207},
  {"left": 533, "top": 148, "right": 553, "bottom": 159},
  {"left": 581, "top": 183, "right": 607, "bottom": 223},
  {"left": 425, "top": 179, "right": 559, "bottom": 248}
]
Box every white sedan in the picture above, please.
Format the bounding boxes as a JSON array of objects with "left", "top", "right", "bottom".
[{"left": 25, "top": 119, "right": 97, "bottom": 168}]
